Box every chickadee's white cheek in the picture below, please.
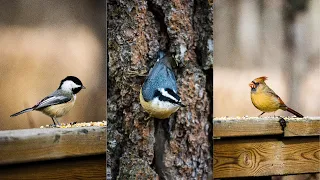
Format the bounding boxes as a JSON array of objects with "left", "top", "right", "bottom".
[{"left": 61, "top": 80, "right": 82, "bottom": 92}]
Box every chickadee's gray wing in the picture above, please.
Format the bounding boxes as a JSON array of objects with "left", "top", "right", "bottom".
[{"left": 33, "top": 95, "right": 72, "bottom": 110}]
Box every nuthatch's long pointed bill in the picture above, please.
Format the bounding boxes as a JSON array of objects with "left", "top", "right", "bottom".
[
  {"left": 82, "top": 86, "right": 86, "bottom": 89},
  {"left": 178, "top": 102, "right": 186, "bottom": 107}
]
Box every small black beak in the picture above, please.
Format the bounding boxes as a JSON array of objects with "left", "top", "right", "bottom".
[{"left": 82, "top": 86, "right": 86, "bottom": 89}]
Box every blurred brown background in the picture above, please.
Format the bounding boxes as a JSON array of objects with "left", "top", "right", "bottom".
[
  {"left": 214, "top": 0, "right": 319, "bottom": 117},
  {"left": 0, "top": 0, "right": 106, "bottom": 130}
]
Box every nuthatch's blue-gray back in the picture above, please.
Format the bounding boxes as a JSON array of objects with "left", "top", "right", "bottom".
[{"left": 139, "top": 52, "right": 185, "bottom": 119}]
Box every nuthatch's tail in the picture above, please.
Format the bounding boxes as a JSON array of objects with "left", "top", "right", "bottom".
[
  {"left": 157, "top": 51, "right": 166, "bottom": 60},
  {"left": 10, "top": 108, "right": 33, "bottom": 117},
  {"left": 157, "top": 51, "right": 173, "bottom": 70}
]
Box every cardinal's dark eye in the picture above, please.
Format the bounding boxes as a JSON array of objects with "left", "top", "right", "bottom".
[
  {"left": 250, "top": 81, "right": 259, "bottom": 91},
  {"left": 252, "top": 81, "right": 259, "bottom": 86}
]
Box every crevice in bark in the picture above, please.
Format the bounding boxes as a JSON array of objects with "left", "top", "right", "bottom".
[
  {"left": 147, "top": 0, "right": 170, "bottom": 51},
  {"left": 147, "top": 1, "right": 173, "bottom": 179},
  {"left": 153, "top": 119, "right": 170, "bottom": 180},
  {"left": 205, "top": 68, "right": 213, "bottom": 160}
]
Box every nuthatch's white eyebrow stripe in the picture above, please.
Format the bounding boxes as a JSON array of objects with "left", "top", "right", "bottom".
[{"left": 159, "top": 88, "right": 178, "bottom": 103}]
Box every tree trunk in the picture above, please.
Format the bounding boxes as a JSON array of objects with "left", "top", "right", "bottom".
[{"left": 107, "top": 0, "right": 213, "bottom": 179}]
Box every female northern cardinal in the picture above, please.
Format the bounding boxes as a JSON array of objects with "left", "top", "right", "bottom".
[{"left": 249, "top": 76, "right": 303, "bottom": 117}]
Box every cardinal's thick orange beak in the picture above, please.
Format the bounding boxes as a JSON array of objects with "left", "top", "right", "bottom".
[{"left": 249, "top": 82, "right": 255, "bottom": 89}]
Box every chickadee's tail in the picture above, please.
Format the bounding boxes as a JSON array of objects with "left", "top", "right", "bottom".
[
  {"left": 10, "top": 108, "right": 33, "bottom": 117},
  {"left": 286, "top": 107, "right": 304, "bottom": 118}
]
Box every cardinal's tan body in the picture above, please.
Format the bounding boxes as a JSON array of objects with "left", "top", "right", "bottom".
[
  {"left": 250, "top": 83, "right": 284, "bottom": 112},
  {"left": 249, "top": 76, "right": 303, "bottom": 117}
]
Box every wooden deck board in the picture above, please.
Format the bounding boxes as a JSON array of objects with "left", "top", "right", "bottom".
[
  {"left": 213, "top": 137, "right": 320, "bottom": 178},
  {"left": 213, "top": 117, "right": 320, "bottom": 137},
  {"left": 0, "top": 154, "right": 106, "bottom": 179},
  {"left": 213, "top": 117, "right": 320, "bottom": 178},
  {"left": 0, "top": 126, "right": 106, "bottom": 165}
]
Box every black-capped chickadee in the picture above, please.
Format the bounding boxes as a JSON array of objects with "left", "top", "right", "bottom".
[
  {"left": 10, "top": 76, "right": 85, "bottom": 126},
  {"left": 139, "top": 52, "right": 185, "bottom": 119}
]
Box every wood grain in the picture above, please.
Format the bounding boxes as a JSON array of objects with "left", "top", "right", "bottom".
[
  {"left": 213, "top": 137, "right": 320, "bottom": 178},
  {"left": 0, "top": 154, "right": 106, "bottom": 180},
  {"left": 0, "top": 126, "right": 106, "bottom": 165},
  {"left": 213, "top": 117, "right": 320, "bottom": 137},
  {"left": 285, "top": 118, "right": 320, "bottom": 136}
]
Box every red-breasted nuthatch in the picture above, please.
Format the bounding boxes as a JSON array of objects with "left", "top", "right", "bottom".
[{"left": 139, "top": 52, "right": 185, "bottom": 119}]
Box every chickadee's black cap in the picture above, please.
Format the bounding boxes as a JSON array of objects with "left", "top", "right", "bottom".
[{"left": 62, "top": 76, "right": 83, "bottom": 85}]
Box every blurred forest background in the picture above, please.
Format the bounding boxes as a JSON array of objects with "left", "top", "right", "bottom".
[
  {"left": 0, "top": 0, "right": 106, "bottom": 130},
  {"left": 214, "top": 0, "right": 319, "bottom": 117}
]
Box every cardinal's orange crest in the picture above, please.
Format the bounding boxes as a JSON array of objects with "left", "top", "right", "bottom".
[{"left": 253, "top": 76, "right": 268, "bottom": 83}]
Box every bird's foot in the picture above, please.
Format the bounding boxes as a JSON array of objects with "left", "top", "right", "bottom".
[
  {"left": 49, "top": 124, "right": 59, "bottom": 128},
  {"left": 127, "top": 70, "right": 148, "bottom": 77},
  {"left": 258, "top": 112, "right": 265, "bottom": 117},
  {"left": 144, "top": 115, "right": 152, "bottom": 121}
]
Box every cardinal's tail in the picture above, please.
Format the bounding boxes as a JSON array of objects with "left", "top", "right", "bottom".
[{"left": 286, "top": 107, "right": 303, "bottom": 118}]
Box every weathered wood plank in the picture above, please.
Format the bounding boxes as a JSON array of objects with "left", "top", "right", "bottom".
[
  {"left": 285, "top": 118, "right": 320, "bottom": 136},
  {"left": 213, "top": 137, "right": 320, "bottom": 178},
  {"left": 0, "top": 154, "right": 106, "bottom": 180},
  {"left": 213, "top": 117, "right": 320, "bottom": 137},
  {"left": 213, "top": 117, "right": 282, "bottom": 137},
  {"left": 0, "top": 126, "right": 106, "bottom": 165}
]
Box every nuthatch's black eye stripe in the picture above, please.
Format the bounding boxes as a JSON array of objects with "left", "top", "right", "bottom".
[
  {"left": 154, "top": 89, "right": 181, "bottom": 105},
  {"left": 165, "top": 88, "right": 181, "bottom": 101}
]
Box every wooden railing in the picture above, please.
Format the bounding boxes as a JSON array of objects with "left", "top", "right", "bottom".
[
  {"left": 0, "top": 126, "right": 106, "bottom": 179},
  {"left": 213, "top": 117, "right": 320, "bottom": 178}
]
